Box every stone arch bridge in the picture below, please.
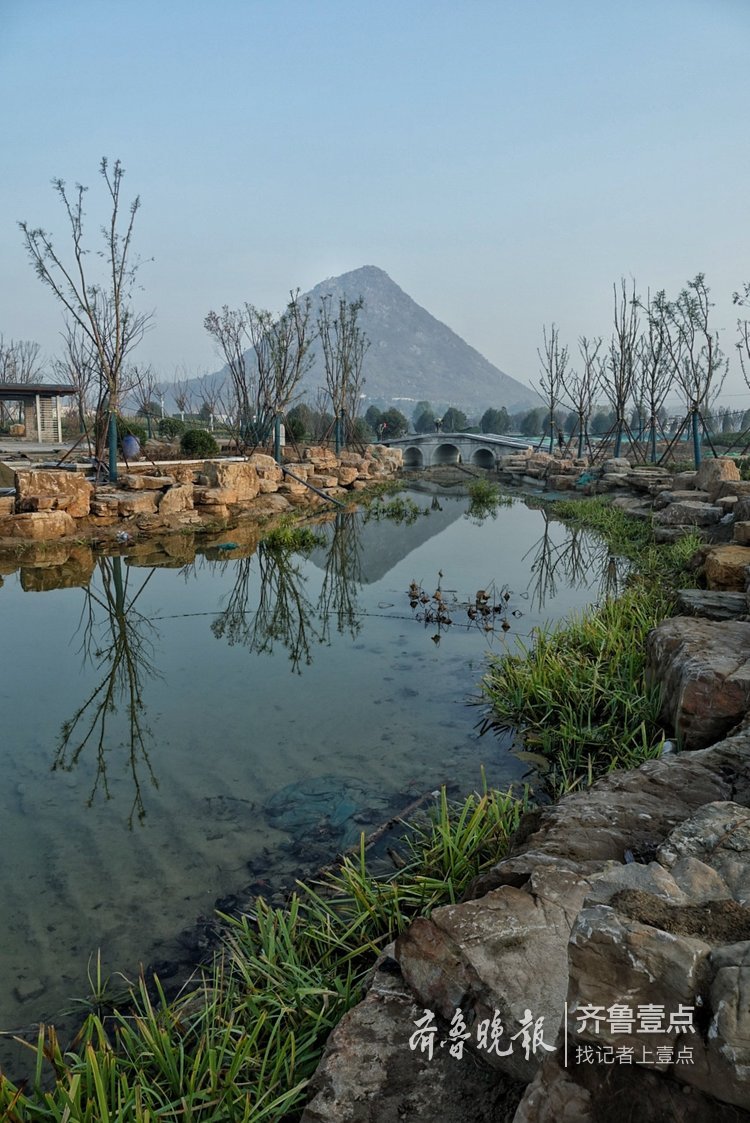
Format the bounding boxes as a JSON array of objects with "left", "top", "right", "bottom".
[{"left": 383, "top": 431, "right": 531, "bottom": 470}]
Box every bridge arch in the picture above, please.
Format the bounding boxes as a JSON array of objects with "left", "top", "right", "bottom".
[
  {"left": 433, "top": 441, "right": 461, "bottom": 466},
  {"left": 471, "top": 447, "right": 495, "bottom": 469},
  {"left": 402, "top": 444, "right": 424, "bottom": 468}
]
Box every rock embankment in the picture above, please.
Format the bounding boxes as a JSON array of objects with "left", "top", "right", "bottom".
[
  {"left": 303, "top": 726, "right": 750, "bottom": 1121},
  {"left": 300, "top": 467, "right": 750, "bottom": 1120},
  {"left": 0, "top": 445, "right": 403, "bottom": 544}
]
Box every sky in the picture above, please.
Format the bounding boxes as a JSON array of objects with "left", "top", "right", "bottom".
[{"left": 1, "top": 0, "right": 749, "bottom": 407}]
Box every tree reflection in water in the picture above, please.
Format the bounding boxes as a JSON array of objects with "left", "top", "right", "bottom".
[
  {"left": 524, "top": 508, "right": 624, "bottom": 612},
  {"left": 211, "top": 512, "right": 362, "bottom": 671},
  {"left": 53, "top": 556, "right": 159, "bottom": 826}
]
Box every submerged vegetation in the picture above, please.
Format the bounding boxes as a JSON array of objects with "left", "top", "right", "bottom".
[
  {"left": 482, "top": 498, "right": 701, "bottom": 796},
  {"left": 0, "top": 784, "right": 526, "bottom": 1122}
]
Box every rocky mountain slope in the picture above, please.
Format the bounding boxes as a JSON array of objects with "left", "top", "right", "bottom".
[
  {"left": 178, "top": 266, "right": 536, "bottom": 417},
  {"left": 300, "top": 265, "right": 536, "bottom": 413}
]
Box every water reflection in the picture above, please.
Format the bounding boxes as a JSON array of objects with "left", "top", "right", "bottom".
[
  {"left": 523, "top": 509, "right": 624, "bottom": 611},
  {"left": 211, "top": 512, "right": 363, "bottom": 670},
  {"left": 317, "top": 512, "right": 363, "bottom": 643},
  {"left": 212, "top": 546, "right": 321, "bottom": 671},
  {"left": 41, "top": 499, "right": 626, "bottom": 826},
  {"left": 53, "top": 556, "right": 159, "bottom": 826},
  {"left": 0, "top": 491, "right": 625, "bottom": 1045}
]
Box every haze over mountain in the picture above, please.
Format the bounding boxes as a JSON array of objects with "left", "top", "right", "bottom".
[
  {"left": 182, "top": 266, "right": 537, "bottom": 417},
  {"left": 300, "top": 266, "right": 536, "bottom": 414}
]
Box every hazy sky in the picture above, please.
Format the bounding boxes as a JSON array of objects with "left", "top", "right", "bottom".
[{"left": 1, "top": 0, "right": 749, "bottom": 405}]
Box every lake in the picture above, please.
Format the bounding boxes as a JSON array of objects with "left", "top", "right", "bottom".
[{"left": 0, "top": 488, "right": 615, "bottom": 1062}]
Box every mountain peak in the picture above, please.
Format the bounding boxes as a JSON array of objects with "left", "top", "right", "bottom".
[{"left": 301, "top": 267, "right": 535, "bottom": 413}]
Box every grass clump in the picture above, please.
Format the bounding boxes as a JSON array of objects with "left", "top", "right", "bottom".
[
  {"left": 0, "top": 783, "right": 527, "bottom": 1122},
  {"left": 262, "top": 520, "right": 324, "bottom": 553},
  {"left": 363, "top": 495, "right": 426, "bottom": 525},
  {"left": 482, "top": 497, "right": 701, "bottom": 796},
  {"left": 466, "top": 478, "right": 513, "bottom": 521}
]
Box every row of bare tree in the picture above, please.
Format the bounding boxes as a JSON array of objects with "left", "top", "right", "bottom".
[
  {"left": 203, "top": 292, "right": 369, "bottom": 453},
  {"left": 13, "top": 156, "right": 371, "bottom": 469},
  {"left": 535, "top": 275, "right": 750, "bottom": 464}
]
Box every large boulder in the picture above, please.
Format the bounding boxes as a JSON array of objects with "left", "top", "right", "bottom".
[
  {"left": 695, "top": 457, "right": 741, "bottom": 501},
  {"left": 704, "top": 545, "right": 750, "bottom": 591},
  {"left": 202, "top": 460, "right": 260, "bottom": 501},
  {"left": 301, "top": 957, "right": 522, "bottom": 1123},
  {"left": 0, "top": 511, "right": 76, "bottom": 540},
  {"left": 396, "top": 866, "right": 591, "bottom": 1083},
  {"left": 647, "top": 617, "right": 750, "bottom": 749},
  {"left": 158, "top": 485, "right": 194, "bottom": 515},
  {"left": 675, "top": 589, "right": 748, "bottom": 621},
  {"left": 14, "top": 468, "right": 92, "bottom": 518},
  {"left": 654, "top": 501, "right": 722, "bottom": 527},
  {"left": 303, "top": 731, "right": 750, "bottom": 1122}
]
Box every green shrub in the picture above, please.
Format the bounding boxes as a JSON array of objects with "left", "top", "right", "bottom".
[
  {"left": 285, "top": 414, "right": 306, "bottom": 442},
  {"left": 158, "top": 416, "right": 186, "bottom": 440},
  {"left": 181, "top": 428, "right": 219, "bottom": 457}
]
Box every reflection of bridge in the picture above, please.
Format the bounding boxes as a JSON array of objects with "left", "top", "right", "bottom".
[{"left": 383, "top": 432, "right": 531, "bottom": 469}]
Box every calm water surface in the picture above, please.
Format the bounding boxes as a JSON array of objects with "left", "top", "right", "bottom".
[{"left": 0, "top": 491, "right": 616, "bottom": 1049}]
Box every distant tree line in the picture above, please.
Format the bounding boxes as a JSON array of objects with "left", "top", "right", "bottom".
[
  {"left": 12, "top": 157, "right": 750, "bottom": 471},
  {"left": 528, "top": 273, "right": 748, "bottom": 465}
]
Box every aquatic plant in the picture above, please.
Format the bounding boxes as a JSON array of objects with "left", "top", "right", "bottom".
[
  {"left": 0, "top": 782, "right": 527, "bottom": 1121},
  {"left": 262, "top": 520, "right": 324, "bottom": 553},
  {"left": 481, "top": 497, "right": 702, "bottom": 797},
  {"left": 465, "top": 478, "right": 513, "bottom": 522},
  {"left": 363, "top": 495, "right": 426, "bottom": 525}
]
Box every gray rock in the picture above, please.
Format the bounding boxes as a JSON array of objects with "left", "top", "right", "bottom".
[
  {"left": 396, "top": 864, "right": 591, "bottom": 1082},
  {"left": 655, "top": 526, "right": 704, "bottom": 544},
  {"left": 647, "top": 617, "right": 750, "bottom": 749},
  {"left": 301, "top": 958, "right": 523, "bottom": 1122},
  {"left": 654, "top": 501, "right": 723, "bottom": 527},
  {"left": 676, "top": 589, "right": 748, "bottom": 621},
  {"left": 513, "top": 1055, "right": 750, "bottom": 1122},
  {"left": 657, "top": 802, "right": 750, "bottom": 905},
  {"left": 655, "top": 489, "right": 712, "bottom": 509}
]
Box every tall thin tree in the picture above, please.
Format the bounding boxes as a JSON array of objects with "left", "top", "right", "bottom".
[{"left": 19, "top": 158, "right": 152, "bottom": 480}]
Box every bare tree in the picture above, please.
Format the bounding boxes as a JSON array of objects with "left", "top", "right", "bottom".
[
  {"left": 657, "top": 274, "right": 728, "bottom": 464},
  {"left": 534, "top": 324, "right": 568, "bottom": 453},
  {"left": 734, "top": 282, "right": 750, "bottom": 395},
  {"left": 128, "top": 364, "right": 159, "bottom": 436},
  {"left": 600, "top": 279, "right": 640, "bottom": 458},
  {"left": 317, "top": 295, "right": 370, "bottom": 452},
  {"left": 173, "top": 373, "right": 195, "bottom": 421},
  {"left": 0, "top": 336, "right": 44, "bottom": 383},
  {"left": 51, "top": 318, "right": 100, "bottom": 442},
  {"left": 634, "top": 290, "right": 674, "bottom": 462},
  {"left": 0, "top": 336, "right": 46, "bottom": 427},
  {"left": 197, "top": 374, "right": 223, "bottom": 430},
  {"left": 561, "top": 336, "right": 602, "bottom": 458},
  {"left": 204, "top": 305, "right": 253, "bottom": 446},
  {"left": 19, "top": 158, "right": 152, "bottom": 478},
  {"left": 205, "top": 291, "right": 317, "bottom": 454}
]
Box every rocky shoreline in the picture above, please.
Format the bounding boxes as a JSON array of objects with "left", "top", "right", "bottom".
[
  {"left": 300, "top": 453, "right": 750, "bottom": 1122},
  {"left": 6, "top": 447, "right": 750, "bottom": 1118},
  {"left": 0, "top": 444, "right": 404, "bottom": 550}
]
